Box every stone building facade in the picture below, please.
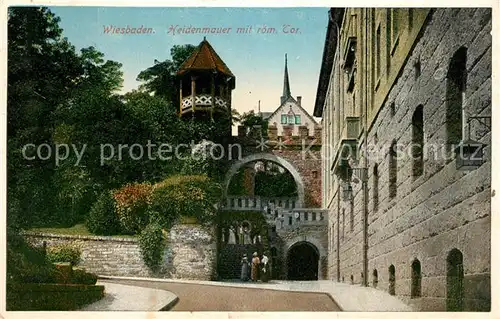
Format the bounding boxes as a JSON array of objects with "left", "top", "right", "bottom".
[{"left": 314, "top": 8, "right": 491, "bottom": 311}]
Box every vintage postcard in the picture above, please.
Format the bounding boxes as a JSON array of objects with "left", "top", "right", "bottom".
[{"left": 1, "top": 1, "right": 497, "bottom": 317}]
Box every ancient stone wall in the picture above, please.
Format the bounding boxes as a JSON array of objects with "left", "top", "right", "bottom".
[
  {"left": 328, "top": 8, "right": 491, "bottom": 311},
  {"left": 24, "top": 224, "right": 217, "bottom": 281}
]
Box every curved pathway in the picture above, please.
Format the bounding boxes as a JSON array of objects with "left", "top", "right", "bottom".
[{"left": 101, "top": 279, "right": 340, "bottom": 311}]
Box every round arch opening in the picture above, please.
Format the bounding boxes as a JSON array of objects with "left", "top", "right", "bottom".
[
  {"left": 286, "top": 241, "right": 319, "bottom": 281},
  {"left": 224, "top": 153, "right": 305, "bottom": 207}
]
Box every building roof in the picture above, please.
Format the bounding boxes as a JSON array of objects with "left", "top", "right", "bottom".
[
  {"left": 313, "top": 8, "right": 344, "bottom": 117},
  {"left": 177, "top": 37, "right": 235, "bottom": 78},
  {"left": 281, "top": 54, "right": 292, "bottom": 102}
]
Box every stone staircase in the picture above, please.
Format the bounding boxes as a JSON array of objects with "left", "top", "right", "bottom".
[{"left": 218, "top": 244, "right": 262, "bottom": 279}]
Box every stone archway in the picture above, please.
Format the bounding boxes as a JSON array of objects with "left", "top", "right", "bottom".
[
  {"left": 224, "top": 153, "right": 305, "bottom": 207},
  {"left": 286, "top": 241, "right": 320, "bottom": 280}
]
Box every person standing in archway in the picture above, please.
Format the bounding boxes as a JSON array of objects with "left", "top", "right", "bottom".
[
  {"left": 260, "top": 253, "right": 269, "bottom": 282},
  {"left": 251, "top": 252, "right": 260, "bottom": 282},
  {"left": 240, "top": 254, "right": 250, "bottom": 282}
]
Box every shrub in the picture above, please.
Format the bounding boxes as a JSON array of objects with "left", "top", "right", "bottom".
[
  {"left": 6, "top": 235, "right": 57, "bottom": 284},
  {"left": 86, "top": 190, "right": 121, "bottom": 235},
  {"left": 151, "top": 175, "right": 222, "bottom": 226},
  {"left": 71, "top": 269, "right": 98, "bottom": 285},
  {"left": 138, "top": 222, "right": 166, "bottom": 272},
  {"left": 46, "top": 243, "right": 81, "bottom": 266},
  {"left": 113, "top": 183, "right": 154, "bottom": 234}
]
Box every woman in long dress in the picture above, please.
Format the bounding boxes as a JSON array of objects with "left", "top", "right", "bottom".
[
  {"left": 240, "top": 255, "right": 249, "bottom": 281},
  {"left": 251, "top": 252, "right": 260, "bottom": 282}
]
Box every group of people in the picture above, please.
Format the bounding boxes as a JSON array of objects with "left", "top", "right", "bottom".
[
  {"left": 240, "top": 252, "right": 270, "bottom": 282},
  {"left": 223, "top": 223, "right": 262, "bottom": 245}
]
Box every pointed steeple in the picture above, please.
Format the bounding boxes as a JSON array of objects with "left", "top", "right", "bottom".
[{"left": 281, "top": 53, "right": 291, "bottom": 104}]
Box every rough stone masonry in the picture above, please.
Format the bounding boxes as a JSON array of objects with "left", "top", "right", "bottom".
[{"left": 25, "top": 224, "right": 217, "bottom": 281}]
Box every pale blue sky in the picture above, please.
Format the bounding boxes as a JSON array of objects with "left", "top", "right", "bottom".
[{"left": 48, "top": 7, "right": 328, "bottom": 116}]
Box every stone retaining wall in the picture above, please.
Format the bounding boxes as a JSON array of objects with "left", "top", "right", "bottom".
[{"left": 24, "top": 224, "right": 217, "bottom": 280}]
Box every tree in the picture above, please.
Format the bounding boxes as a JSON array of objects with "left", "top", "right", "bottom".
[
  {"left": 136, "top": 44, "right": 197, "bottom": 111},
  {"left": 239, "top": 110, "right": 268, "bottom": 137}
]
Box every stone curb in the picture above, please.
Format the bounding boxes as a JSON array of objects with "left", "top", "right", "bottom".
[{"left": 81, "top": 281, "right": 179, "bottom": 311}]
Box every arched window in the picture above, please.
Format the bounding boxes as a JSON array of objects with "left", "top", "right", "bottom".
[
  {"left": 412, "top": 105, "right": 424, "bottom": 177},
  {"left": 446, "top": 47, "right": 467, "bottom": 146},
  {"left": 350, "top": 274, "right": 354, "bottom": 284},
  {"left": 373, "top": 164, "right": 379, "bottom": 211},
  {"left": 447, "top": 248, "right": 464, "bottom": 311},
  {"left": 372, "top": 269, "right": 379, "bottom": 288},
  {"left": 411, "top": 259, "right": 422, "bottom": 298},
  {"left": 389, "top": 140, "right": 398, "bottom": 199},
  {"left": 388, "top": 264, "right": 396, "bottom": 295}
]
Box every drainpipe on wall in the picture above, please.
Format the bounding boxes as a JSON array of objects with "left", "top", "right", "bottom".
[{"left": 362, "top": 8, "right": 369, "bottom": 288}]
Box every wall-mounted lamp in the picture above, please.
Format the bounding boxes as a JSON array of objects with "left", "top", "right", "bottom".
[
  {"left": 342, "top": 167, "right": 368, "bottom": 202},
  {"left": 342, "top": 181, "right": 353, "bottom": 202},
  {"left": 455, "top": 116, "right": 491, "bottom": 170}
]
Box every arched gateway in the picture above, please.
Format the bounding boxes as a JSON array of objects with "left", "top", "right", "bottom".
[
  {"left": 286, "top": 241, "right": 320, "bottom": 280},
  {"left": 224, "top": 153, "right": 306, "bottom": 208}
]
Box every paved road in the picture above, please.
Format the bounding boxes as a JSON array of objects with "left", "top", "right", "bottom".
[{"left": 102, "top": 279, "right": 341, "bottom": 311}]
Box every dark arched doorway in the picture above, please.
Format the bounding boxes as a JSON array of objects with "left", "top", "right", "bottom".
[
  {"left": 286, "top": 242, "right": 319, "bottom": 280},
  {"left": 447, "top": 248, "right": 464, "bottom": 311}
]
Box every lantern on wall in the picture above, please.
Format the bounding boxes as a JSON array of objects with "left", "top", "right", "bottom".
[
  {"left": 455, "top": 116, "right": 491, "bottom": 171},
  {"left": 342, "top": 181, "right": 353, "bottom": 202},
  {"left": 454, "top": 139, "right": 486, "bottom": 170}
]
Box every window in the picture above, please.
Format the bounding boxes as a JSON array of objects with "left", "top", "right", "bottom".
[
  {"left": 389, "top": 265, "right": 396, "bottom": 295},
  {"left": 446, "top": 249, "right": 464, "bottom": 311},
  {"left": 408, "top": 8, "right": 414, "bottom": 30},
  {"left": 295, "top": 115, "right": 301, "bottom": 124},
  {"left": 414, "top": 59, "right": 421, "bottom": 79},
  {"left": 372, "top": 269, "right": 379, "bottom": 288},
  {"left": 411, "top": 259, "right": 422, "bottom": 298},
  {"left": 390, "top": 102, "right": 396, "bottom": 117},
  {"left": 352, "top": 92, "right": 356, "bottom": 115},
  {"left": 389, "top": 140, "right": 397, "bottom": 199},
  {"left": 386, "top": 10, "right": 392, "bottom": 70},
  {"left": 373, "top": 164, "right": 379, "bottom": 212},
  {"left": 446, "top": 47, "right": 467, "bottom": 146},
  {"left": 281, "top": 114, "right": 287, "bottom": 124},
  {"left": 376, "top": 25, "right": 381, "bottom": 80},
  {"left": 412, "top": 105, "right": 424, "bottom": 178},
  {"left": 288, "top": 114, "right": 294, "bottom": 124},
  {"left": 390, "top": 9, "right": 399, "bottom": 51}
]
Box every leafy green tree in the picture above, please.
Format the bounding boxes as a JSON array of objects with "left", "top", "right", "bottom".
[{"left": 136, "top": 44, "right": 196, "bottom": 111}]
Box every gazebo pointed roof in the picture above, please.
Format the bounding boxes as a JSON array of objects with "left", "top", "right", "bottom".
[{"left": 177, "top": 37, "right": 235, "bottom": 78}]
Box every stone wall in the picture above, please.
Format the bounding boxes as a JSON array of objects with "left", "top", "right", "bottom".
[
  {"left": 25, "top": 224, "right": 217, "bottom": 280},
  {"left": 327, "top": 8, "right": 491, "bottom": 311}
]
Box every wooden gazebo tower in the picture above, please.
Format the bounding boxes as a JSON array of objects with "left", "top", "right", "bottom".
[{"left": 177, "top": 37, "right": 236, "bottom": 120}]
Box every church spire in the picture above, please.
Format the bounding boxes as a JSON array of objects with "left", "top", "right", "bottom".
[{"left": 281, "top": 53, "right": 291, "bottom": 104}]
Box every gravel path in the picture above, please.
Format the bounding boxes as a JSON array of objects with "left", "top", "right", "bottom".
[{"left": 101, "top": 279, "right": 341, "bottom": 311}]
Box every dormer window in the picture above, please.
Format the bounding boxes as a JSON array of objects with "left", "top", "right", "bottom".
[{"left": 295, "top": 115, "right": 301, "bottom": 124}]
